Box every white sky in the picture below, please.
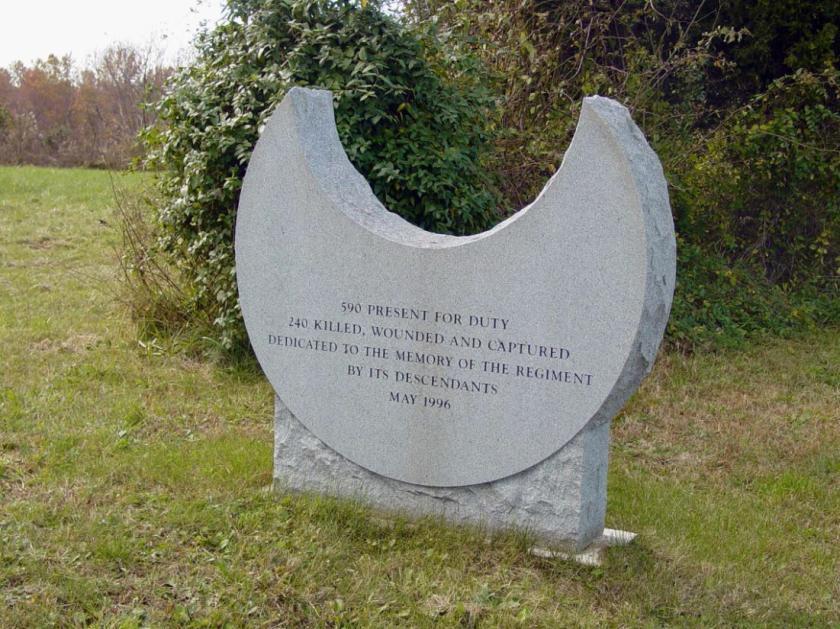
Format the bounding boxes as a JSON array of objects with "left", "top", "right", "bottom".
[{"left": 0, "top": 0, "right": 227, "bottom": 69}]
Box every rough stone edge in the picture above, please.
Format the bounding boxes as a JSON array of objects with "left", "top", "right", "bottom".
[
  {"left": 275, "top": 395, "right": 609, "bottom": 551},
  {"left": 578, "top": 96, "right": 677, "bottom": 428}
]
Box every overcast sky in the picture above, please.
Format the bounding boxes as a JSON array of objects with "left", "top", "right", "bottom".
[{"left": 0, "top": 0, "right": 227, "bottom": 69}]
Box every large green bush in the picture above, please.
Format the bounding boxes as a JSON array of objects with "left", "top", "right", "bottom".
[
  {"left": 679, "top": 69, "right": 839, "bottom": 286},
  {"left": 143, "top": 0, "right": 499, "bottom": 349}
]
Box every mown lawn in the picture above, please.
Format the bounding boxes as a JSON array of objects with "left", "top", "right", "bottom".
[{"left": 1, "top": 165, "right": 838, "bottom": 627}]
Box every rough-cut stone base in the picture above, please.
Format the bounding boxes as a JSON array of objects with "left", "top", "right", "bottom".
[{"left": 274, "top": 396, "right": 610, "bottom": 551}]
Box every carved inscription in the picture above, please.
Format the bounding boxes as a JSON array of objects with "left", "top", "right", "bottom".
[{"left": 267, "top": 301, "right": 594, "bottom": 411}]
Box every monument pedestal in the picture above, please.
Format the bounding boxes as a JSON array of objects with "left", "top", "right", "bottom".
[{"left": 274, "top": 395, "right": 610, "bottom": 551}]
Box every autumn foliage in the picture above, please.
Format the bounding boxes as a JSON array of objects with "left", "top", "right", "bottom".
[{"left": 0, "top": 45, "right": 170, "bottom": 167}]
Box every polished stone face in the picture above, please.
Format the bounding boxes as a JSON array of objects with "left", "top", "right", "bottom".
[{"left": 236, "top": 88, "right": 675, "bottom": 488}]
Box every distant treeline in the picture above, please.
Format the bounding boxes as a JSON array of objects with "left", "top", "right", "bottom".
[{"left": 0, "top": 45, "right": 170, "bottom": 168}]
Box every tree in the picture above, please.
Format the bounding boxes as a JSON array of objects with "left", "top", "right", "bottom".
[{"left": 0, "top": 45, "right": 170, "bottom": 166}]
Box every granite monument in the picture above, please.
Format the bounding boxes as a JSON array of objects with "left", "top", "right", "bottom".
[{"left": 235, "top": 87, "right": 675, "bottom": 552}]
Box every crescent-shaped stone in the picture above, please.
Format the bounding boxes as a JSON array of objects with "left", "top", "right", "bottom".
[{"left": 236, "top": 87, "right": 676, "bottom": 487}]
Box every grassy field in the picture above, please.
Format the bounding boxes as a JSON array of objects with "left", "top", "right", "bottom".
[{"left": 1, "top": 165, "right": 838, "bottom": 627}]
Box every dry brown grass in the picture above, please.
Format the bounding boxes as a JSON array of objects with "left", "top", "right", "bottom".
[{"left": 615, "top": 334, "right": 839, "bottom": 485}]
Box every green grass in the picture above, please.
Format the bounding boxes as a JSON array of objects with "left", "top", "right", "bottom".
[{"left": 1, "top": 165, "right": 838, "bottom": 627}]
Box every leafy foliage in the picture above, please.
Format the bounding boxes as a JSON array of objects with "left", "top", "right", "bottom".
[
  {"left": 711, "top": 0, "right": 840, "bottom": 97},
  {"left": 403, "top": 0, "right": 738, "bottom": 209},
  {"left": 144, "top": 0, "right": 499, "bottom": 349},
  {"left": 402, "top": 0, "right": 839, "bottom": 350},
  {"left": 670, "top": 242, "right": 799, "bottom": 351},
  {"left": 136, "top": 0, "right": 839, "bottom": 353},
  {"left": 680, "top": 69, "right": 839, "bottom": 286}
]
